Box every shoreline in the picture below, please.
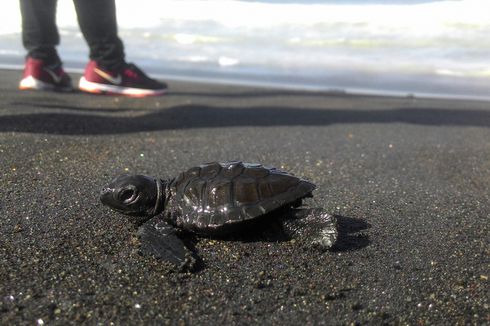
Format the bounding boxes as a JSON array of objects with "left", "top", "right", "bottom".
[{"left": 2, "top": 61, "right": 490, "bottom": 103}]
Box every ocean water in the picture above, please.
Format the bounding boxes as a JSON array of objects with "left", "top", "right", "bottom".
[{"left": 1, "top": 0, "right": 490, "bottom": 99}]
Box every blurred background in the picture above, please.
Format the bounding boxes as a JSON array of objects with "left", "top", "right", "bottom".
[{"left": 1, "top": 0, "right": 489, "bottom": 99}]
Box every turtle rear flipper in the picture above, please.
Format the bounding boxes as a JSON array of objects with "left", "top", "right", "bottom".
[
  {"left": 281, "top": 208, "right": 337, "bottom": 251},
  {"left": 137, "top": 218, "right": 195, "bottom": 270}
]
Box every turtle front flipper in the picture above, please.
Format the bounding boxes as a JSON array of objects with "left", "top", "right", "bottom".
[
  {"left": 281, "top": 208, "right": 338, "bottom": 251},
  {"left": 137, "top": 217, "right": 195, "bottom": 270}
]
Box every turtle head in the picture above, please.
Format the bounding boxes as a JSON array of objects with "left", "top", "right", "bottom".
[{"left": 100, "top": 174, "right": 163, "bottom": 220}]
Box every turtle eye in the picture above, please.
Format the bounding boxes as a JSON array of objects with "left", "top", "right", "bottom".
[{"left": 119, "top": 188, "right": 136, "bottom": 203}]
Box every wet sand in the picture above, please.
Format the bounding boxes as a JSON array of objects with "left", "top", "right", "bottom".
[{"left": 0, "top": 69, "right": 488, "bottom": 324}]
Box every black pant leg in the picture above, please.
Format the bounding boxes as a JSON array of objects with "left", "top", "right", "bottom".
[
  {"left": 19, "top": 0, "right": 61, "bottom": 65},
  {"left": 72, "top": 0, "right": 125, "bottom": 70}
]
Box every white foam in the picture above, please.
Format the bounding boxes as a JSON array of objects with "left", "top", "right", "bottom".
[{"left": 1, "top": 0, "right": 490, "bottom": 99}]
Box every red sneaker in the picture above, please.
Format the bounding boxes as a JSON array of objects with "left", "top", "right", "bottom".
[
  {"left": 19, "top": 57, "right": 73, "bottom": 92},
  {"left": 79, "top": 61, "right": 167, "bottom": 97}
]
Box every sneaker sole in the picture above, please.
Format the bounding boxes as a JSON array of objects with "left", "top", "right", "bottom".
[
  {"left": 79, "top": 77, "right": 166, "bottom": 97},
  {"left": 19, "top": 76, "right": 73, "bottom": 92}
]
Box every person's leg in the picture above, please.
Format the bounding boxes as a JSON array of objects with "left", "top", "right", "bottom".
[
  {"left": 19, "top": 0, "right": 72, "bottom": 91},
  {"left": 72, "top": 0, "right": 125, "bottom": 70},
  {"left": 74, "top": 0, "right": 166, "bottom": 96},
  {"left": 19, "top": 0, "right": 61, "bottom": 65}
]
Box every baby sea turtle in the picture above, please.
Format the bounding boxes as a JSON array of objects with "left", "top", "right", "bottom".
[{"left": 100, "top": 161, "right": 337, "bottom": 269}]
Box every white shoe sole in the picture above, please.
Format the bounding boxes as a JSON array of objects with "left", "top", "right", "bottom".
[
  {"left": 19, "top": 76, "right": 73, "bottom": 92},
  {"left": 79, "top": 77, "right": 166, "bottom": 97}
]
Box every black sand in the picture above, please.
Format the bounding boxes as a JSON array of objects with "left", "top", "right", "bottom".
[{"left": 0, "top": 69, "right": 488, "bottom": 325}]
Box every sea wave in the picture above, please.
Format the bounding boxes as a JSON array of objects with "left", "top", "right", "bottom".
[{"left": 1, "top": 0, "right": 489, "bottom": 99}]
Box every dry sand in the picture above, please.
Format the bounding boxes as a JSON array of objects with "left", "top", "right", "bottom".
[{"left": 0, "top": 69, "right": 488, "bottom": 324}]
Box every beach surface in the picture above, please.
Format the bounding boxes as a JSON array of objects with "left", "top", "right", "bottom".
[{"left": 0, "top": 68, "right": 488, "bottom": 324}]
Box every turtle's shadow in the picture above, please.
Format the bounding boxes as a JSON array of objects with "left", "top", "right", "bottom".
[
  {"left": 184, "top": 211, "right": 371, "bottom": 258},
  {"left": 229, "top": 212, "right": 371, "bottom": 253},
  {"left": 177, "top": 213, "right": 371, "bottom": 272},
  {"left": 331, "top": 215, "right": 371, "bottom": 252}
]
